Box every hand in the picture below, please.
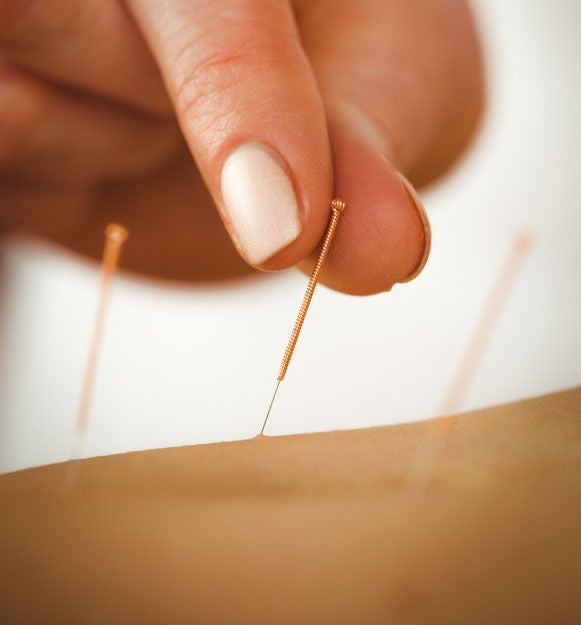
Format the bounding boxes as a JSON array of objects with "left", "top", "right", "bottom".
[{"left": 0, "top": 0, "right": 482, "bottom": 293}]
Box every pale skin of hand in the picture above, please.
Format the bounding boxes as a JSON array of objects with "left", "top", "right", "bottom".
[
  {"left": 1, "top": 388, "right": 580, "bottom": 624},
  {"left": 0, "top": 0, "right": 483, "bottom": 291}
]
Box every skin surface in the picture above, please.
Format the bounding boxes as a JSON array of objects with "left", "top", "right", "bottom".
[{"left": 1, "top": 387, "right": 580, "bottom": 624}]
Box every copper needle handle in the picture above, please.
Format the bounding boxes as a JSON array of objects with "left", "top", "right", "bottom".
[{"left": 277, "top": 197, "right": 345, "bottom": 381}]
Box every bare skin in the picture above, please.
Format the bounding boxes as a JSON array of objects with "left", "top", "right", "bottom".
[{"left": 1, "top": 387, "right": 580, "bottom": 624}]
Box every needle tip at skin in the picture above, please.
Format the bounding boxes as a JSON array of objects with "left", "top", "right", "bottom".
[{"left": 259, "top": 380, "right": 281, "bottom": 437}]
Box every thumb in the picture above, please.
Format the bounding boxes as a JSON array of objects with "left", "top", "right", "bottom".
[
  {"left": 298, "top": 0, "right": 483, "bottom": 294},
  {"left": 127, "top": 0, "right": 332, "bottom": 268}
]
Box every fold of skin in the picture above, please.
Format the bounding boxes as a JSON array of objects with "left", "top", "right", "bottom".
[{"left": 1, "top": 388, "right": 580, "bottom": 624}]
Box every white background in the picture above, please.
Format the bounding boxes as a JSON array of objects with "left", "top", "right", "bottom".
[{"left": 1, "top": 0, "right": 580, "bottom": 473}]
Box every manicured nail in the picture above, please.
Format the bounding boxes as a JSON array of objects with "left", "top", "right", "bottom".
[
  {"left": 396, "top": 172, "right": 431, "bottom": 283},
  {"left": 220, "top": 142, "right": 302, "bottom": 265}
]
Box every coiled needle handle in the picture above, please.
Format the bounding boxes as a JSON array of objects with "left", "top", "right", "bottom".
[{"left": 259, "top": 197, "right": 346, "bottom": 435}]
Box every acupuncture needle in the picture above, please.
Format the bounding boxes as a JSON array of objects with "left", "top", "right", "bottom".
[
  {"left": 409, "top": 231, "right": 533, "bottom": 486},
  {"left": 259, "top": 197, "right": 346, "bottom": 436},
  {"left": 66, "top": 223, "right": 128, "bottom": 483}
]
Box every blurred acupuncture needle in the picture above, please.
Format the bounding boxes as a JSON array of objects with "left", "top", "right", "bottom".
[
  {"left": 409, "top": 231, "right": 533, "bottom": 486},
  {"left": 66, "top": 224, "right": 128, "bottom": 483},
  {"left": 438, "top": 231, "right": 533, "bottom": 417},
  {"left": 259, "top": 198, "right": 346, "bottom": 436}
]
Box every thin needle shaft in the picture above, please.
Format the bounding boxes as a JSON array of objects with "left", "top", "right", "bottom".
[
  {"left": 67, "top": 224, "right": 128, "bottom": 483},
  {"left": 259, "top": 198, "right": 346, "bottom": 436},
  {"left": 260, "top": 380, "right": 281, "bottom": 436}
]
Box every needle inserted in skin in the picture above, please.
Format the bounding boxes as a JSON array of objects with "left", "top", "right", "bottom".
[
  {"left": 259, "top": 198, "right": 346, "bottom": 436},
  {"left": 67, "top": 223, "right": 128, "bottom": 483},
  {"left": 408, "top": 231, "right": 532, "bottom": 486}
]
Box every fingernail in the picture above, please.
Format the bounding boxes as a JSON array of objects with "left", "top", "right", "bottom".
[
  {"left": 220, "top": 142, "right": 302, "bottom": 265},
  {"left": 396, "top": 172, "right": 431, "bottom": 283}
]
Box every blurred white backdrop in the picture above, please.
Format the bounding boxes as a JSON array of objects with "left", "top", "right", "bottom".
[{"left": 1, "top": 0, "right": 580, "bottom": 472}]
